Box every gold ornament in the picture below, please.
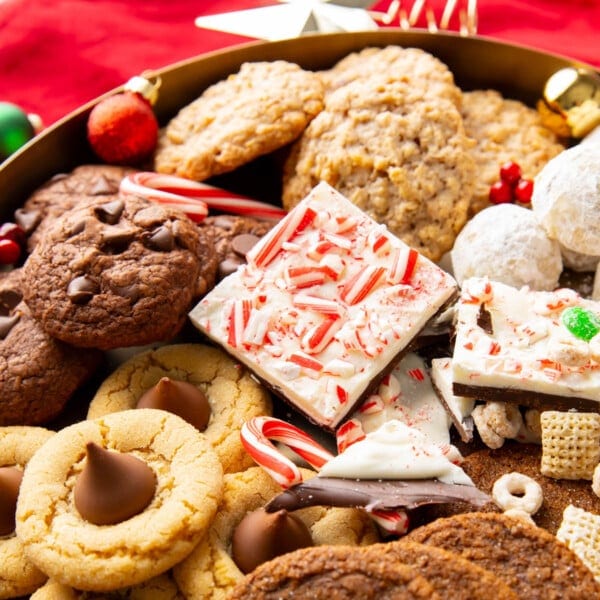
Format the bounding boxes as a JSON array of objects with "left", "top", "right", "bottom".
[
  {"left": 123, "top": 74, "right": 161, "bottom": 106},
  {"left": 540, "top": 67, "right": 600, "bottom": 138}
]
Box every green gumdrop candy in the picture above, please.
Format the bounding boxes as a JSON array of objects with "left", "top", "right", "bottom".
[{"left": 561, "top": 306, "right": 600, "bottom": 342}]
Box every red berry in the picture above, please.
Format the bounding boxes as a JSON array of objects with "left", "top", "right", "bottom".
[
  {"left": 0, "top": 222, "right": 25, "bottom": 246},
  {"left": 0, "top": 239, "right": 21, "bottom": 265},
  {"left": 489, "top": 180, "right": 513, "bottom": 204},
  {"left": 515, "top": 178, "right": 534, "bottom": 203},
  {"left": 500, "top": 161, "right": 522, "bottom": 186}
]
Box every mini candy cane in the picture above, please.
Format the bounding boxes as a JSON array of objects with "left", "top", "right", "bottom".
[
  {"left": 241, "top": 416, "right": 409, "bottom": 535},
  {"left": 119, "top": 172, "right": 288, "bottom": 222}
]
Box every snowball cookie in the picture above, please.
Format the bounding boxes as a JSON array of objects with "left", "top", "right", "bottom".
[
  {"left": 451, "top": 203, "right": 562, "bottom": 291},
  {"left": 532, "top": 143, "right": 600, "bottom": 267}
]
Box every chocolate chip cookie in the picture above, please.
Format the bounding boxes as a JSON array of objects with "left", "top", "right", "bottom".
[
  {"left": 21, "top": 195, "right": 211, "bottom": 349},
  {"left": 154, "top": 61, "right": 324, "bottom": 182},
  {"left": 200, "top": 214, "right": 275, "bottom": 280},
  {"left": 15, "top": 164, "right": 136, "bottom": 252},
  {"left": 0, "top": 269, "right": 102, "bottom": 425}
]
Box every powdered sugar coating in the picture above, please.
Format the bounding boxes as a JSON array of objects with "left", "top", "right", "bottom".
[
  {"left": 532, "top": 143, "right": 600, "bottom": 257},
  {"left": 451, "top": 203, "right": 562, "bottom": 291}
]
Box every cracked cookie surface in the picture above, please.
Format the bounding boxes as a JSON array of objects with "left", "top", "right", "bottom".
[
  {"left": 15, "top": 409, "right": 223, "bottom": 592},
  {"left": 174, "top": 467, "right": 380, "bottom": 600},
  {"left": 0, "top": 426, "right": 55, "bottom": 599},
  {"left": 87, "top": 343, "right": 272, "bottom": 473},
  {"left": 21, "top": 195, "right": 211, "bottom": 349}
]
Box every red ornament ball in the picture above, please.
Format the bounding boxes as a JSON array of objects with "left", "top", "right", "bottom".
[
  {"left": 87, "top": 92, "right": 158, "bottom": 165},
  {"left": 0, "top": 238, "right": 21, "bottom": 265}
]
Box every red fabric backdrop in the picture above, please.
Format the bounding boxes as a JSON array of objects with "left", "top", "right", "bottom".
[{"left": 0, "top": 0, "right": 599, "bottom": 126}]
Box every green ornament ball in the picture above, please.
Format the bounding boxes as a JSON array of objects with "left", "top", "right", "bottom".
[{"left": 0, "top": 102, "right": 35, "bottom": 162}]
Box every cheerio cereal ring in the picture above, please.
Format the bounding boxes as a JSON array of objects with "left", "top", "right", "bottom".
[{"left": 492, "top": 472, "right": 543, "bottom": 515}]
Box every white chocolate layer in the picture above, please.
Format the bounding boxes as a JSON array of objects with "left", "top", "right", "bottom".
[
  {"left": 319, "top": 419, "right": 473, "bottom": 485},
  {"left": 189, "top": 183, "right": 457, "bottom": 429},
  {"left": 453, "top": 277, "right": 600, "bottom": 402}
]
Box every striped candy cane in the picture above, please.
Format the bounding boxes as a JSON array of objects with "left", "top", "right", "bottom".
[
  {"left": 119, "top": 172, "right": 288, "bottom": 222},
  {"left": 241, "top": 416, "right": 409, "bottom": 535}
]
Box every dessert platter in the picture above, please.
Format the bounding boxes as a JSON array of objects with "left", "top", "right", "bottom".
[{"left": 2, "top": 29, "right": 600, "bottom": 598}]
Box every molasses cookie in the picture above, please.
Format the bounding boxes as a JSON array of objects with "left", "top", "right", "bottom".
[
  {"left": 15, "top": 164, "right": 136, "bottom": 252},
  {"left": 15, "top": 409, "right": 223, "bottom": 591},
  {"left": 0, "top": 426, "right": 55, "bottom": 598},
  {"left": 406, "top": 512, "right": 600, "bottom": 598},
  {"left": 362, "top": 540, "right": 518, "bottom": 600},
  {"left": 173, "top": 467, "right": 380, "bottom": 599},
  {"left": 154, "top": 61, "right": 324, "bottom": 182},
  {"left": 0, "top": 269, "right": 102, "bottom": 425},
  {"left": 21, "top": 194, "right": 211, "bottom": 349},
  {"left": 87, "top": 343, "right": 272, "bottom": 473},
  {"left": 228, "top": 544, "right": 439, "bottom": 600},
  {"left": 282, "top": 77, "right": 475, "bottom": 261},
  {"left": 461, "top": 89, "right": 564, "bottom": 215}
]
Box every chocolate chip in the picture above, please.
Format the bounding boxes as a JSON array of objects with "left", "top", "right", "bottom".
[
  {"left": 13, "top": 208, "right": 41, "bottom": 234},
  {"left": 143, "top": 226, "right": 174, "bottom": 252},
  {"left": 0, "top": 314, "right": 20, "bottom": 339},
  {"left": 69, "top": 220, "right": 87, "bottom": 238},
  {"left": 0, "top": 289, "right": 22, "bottom": 312},
  {"left": 90, "top": 174, "right": 115, "bottom": 196},
  {"left": 219, "top": 256, "right": 244, "bottom": 279},
  {"left": 113, "top": 284, "right": 139, "bottom": 303},
  {"left": 67, "top": 276, "right": 99, "bottom": 304},
  {"left": 94, "top": 199, "right": 124, "bottom": 225},
  {"left": 100, "top": 229, "right": 134, "bottom": 254},
  {"left": 232, "top": 233, "right": 260, "bottom": 258}
]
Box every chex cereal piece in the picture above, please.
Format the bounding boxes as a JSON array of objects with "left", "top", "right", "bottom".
[
  {"left": 540, "top": 411, "right": 600, "bottom": 480},
  {"left": 453, "top": 277, "right": 600, "bottom": 412},
  {"left": 556, "top": 504, "right": 600, "bottom": 582},
  {"left": 190, "top": 182, "right": 457, "bottom": 431}
]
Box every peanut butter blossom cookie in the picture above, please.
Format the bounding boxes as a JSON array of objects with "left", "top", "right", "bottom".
[
  {"left": 0, "top": 269, "right": 102, "bottom": 425},
  {"left": 0, "top": 426, "right": 55, "bottom": 598},
  {"left": 21, "top": 194, "right": 213, "bottom": 349},
  {"left": 154, "top": 61, "right": 324, "bottom": 182},
  {"left": 87, "top": 343, "right": 272, "bottom": 474},
  {"left": 15, "top": 409, "right": 223, "bottom": 592},
  {"left": 174, "top": 467, "right": 380, "bottom": 599}
]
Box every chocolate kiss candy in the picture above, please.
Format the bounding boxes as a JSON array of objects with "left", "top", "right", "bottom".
[
  {"left": 136, "top": 377, "right": 211, "bottom": 431},
  {"left": 74, "top": 442, "right": 157, "bottom": 525},
  {"left": 231, "top": 508, "right": 313, "bottom": 574},
  {"left": 0, "top": 466, "right": 23, "bottom": 536}
]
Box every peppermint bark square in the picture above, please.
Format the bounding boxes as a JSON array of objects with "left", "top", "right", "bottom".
[
  {"left": 189, "top": 182, "right": 457, "bottom": 431},
  {"left": 453, "top": 277, "right": 600, "bottom": 412}
]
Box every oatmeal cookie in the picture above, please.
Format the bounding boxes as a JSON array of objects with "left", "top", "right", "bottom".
[
  {"left": 406, "top": 512, "right": 600, "bottom": 598},
  {"left": 14, "top": 164, "right": 136, "bottom": 253},
  {"left": 173, "top": 467, "right": 380, "bottom": 599},
  {"left": 21, "top": 195, "right": 211, "bottom": 349},
  {"left": 15, "top": 409, "right": 223, "bottom": 592},
  {"left": 0, "top": 426, "right": 55, "bottom": 599},
  {"left": 461, "top": 89, "right": 564, "bottom": 215},
  {"left": 87, "top": 343, "right": 272, "bottom": 474},
  {"left": 154, "top": 61, "right": 324, "bottom": 182},
  {"left": 228, "top": 544, "right": 439, "bottom": 599},
  {"left": 320, "top": 45, "right": 462, "bottom": 108},
  {"left": 282, "top": 77, "right": 475, "bottom": 261},
  {"left": 0, "top": 269, "right": 102, "bottom": 425}
]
